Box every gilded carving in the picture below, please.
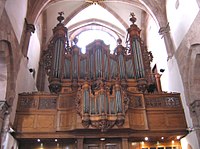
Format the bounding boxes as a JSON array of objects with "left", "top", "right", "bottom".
[
  {"left": 129, "top": 96, "right": 143, "bottom": 108},
  {"left": 91, "top": 119, "right": 116, "bottom": 132}
]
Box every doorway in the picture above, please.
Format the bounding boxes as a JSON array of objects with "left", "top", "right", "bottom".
[{"left": 84, "top": 138, "right": 121, "bottom": 149}]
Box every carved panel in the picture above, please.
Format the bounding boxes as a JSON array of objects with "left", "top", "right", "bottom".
[
  {"left": 38, "top": 98, "right": 57, "bottom": 109},
  {"left": 18, "top": 97, "right": 37, "bottom": 110},
  {"left": 145, "top": 96, "right": 181, "bottom": 108},
  {"left": 129, "top": 95, "right": 143, "bottom": 108}
]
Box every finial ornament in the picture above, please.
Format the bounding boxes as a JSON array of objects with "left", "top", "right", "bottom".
[
  {"left": 117, "top": 38, "right": 122, "bottom": 45},
  {"left": 73, "top": 37, "right": 78, "bottom": 45},
  {"left": 57, "top": 11, "right": 64, "bottom": 23},
  {"left": 130, "top": 12, "right": 137, "bottom": 24}
]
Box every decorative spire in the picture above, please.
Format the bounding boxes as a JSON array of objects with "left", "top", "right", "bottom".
[
  {"left": 57, "top": 12, "right": 64, "bottom": 23},
  {"left": 73, "top": 37, "right": 78, "bottom": 45}
]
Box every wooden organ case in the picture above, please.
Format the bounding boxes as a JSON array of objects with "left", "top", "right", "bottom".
[{"left": 15, "top": 13, "right": 188, "bottom": 149}]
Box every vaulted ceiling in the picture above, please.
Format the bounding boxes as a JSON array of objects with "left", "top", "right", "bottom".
[{"left": 27, "top": 0, "right": 168, "bottom": 46}]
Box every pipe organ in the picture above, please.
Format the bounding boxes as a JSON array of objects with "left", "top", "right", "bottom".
[{"left": 14, "top": 12, "right": 188, "bottom": 149}]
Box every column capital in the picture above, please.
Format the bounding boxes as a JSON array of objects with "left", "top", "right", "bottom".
[
  {"left": 190, "top": 100, "right": 200, "bottom": 115},
  {"left": 0, "top": 100, "right": 9, "bottom": 119},
  {"left": 25, "top": 18, "right": 35, "bottom": 33},
  {"left": 158, "top": 22, "right": 170, "bottom": 38}
]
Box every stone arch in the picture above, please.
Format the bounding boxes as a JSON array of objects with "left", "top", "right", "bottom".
[
  {"left": 0, "top": 40, "right": 15, "bottom": 106},
  {"left": 27, "top": 0, "right": 157, "bottom": 26}
]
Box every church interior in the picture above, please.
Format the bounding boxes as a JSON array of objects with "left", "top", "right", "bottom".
[{"left": 0, "top": 0, "right": 200, "bottom": 149}]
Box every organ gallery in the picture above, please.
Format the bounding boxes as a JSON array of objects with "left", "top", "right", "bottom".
[{"left": 14, "top": 12, "right": 187, "bottom": 149}]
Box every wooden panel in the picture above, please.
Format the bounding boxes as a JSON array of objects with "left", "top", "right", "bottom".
[
  {"left": 36, "top": 114, "right": 56, "bottom": 131},
  {"left": 16, "top": 115, "right": 35, "bottom": 131},
  {"left": 166, "top": 113, "right": 187, "bottom": 128},
  {"left": 147, "top": 112, "right": 166, "bottom": 129},
  {"left": 147, "top": 111, "right": 187, "bottom": 130},
  {"left": 57, "top": 110, "right": 76, "bottom": 130},
  {"left": 129, "top": 110, "right": 148, "bottom": 129},
  {"left": 58, "top": 94, "right": 75, "bottom": 109}
]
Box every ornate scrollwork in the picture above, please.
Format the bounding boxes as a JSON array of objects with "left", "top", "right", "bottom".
[
  {"left": 75, "top": 87, "right": 82, "bottom": 116},
  {"left": 136, "top": 78, "right": 148, "bottom": 93},
  {"left": 49, "top": 82, "right": 61, "bottom": 93},
  {"left": 43, "top": 43, "right": 54, "bottom": 75},
  {"left": 91, "top": 119, "right": 116, "bottom": 132}
]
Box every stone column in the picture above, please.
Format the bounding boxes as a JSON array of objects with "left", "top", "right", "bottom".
[
  {"left": 22, "top": 19, "right": 35, "bottom": 57},
  {"left": 190, "top": 100, "right": 200, "bottom": 147},
  {"left": 76, "top": 138, "right": 83, "bottom": 149},
  {"left": 158, "top": 23, "right": 175, "bottom": 60},
  {"left": 122, "top": 138, "right": 129, "bottom": 149}
]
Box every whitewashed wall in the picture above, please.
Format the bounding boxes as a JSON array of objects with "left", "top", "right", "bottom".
[{"left": 166, "top": 0, "right": 199, "bottom": 49}]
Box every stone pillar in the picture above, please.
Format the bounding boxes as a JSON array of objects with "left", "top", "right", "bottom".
[
  {"left": 190, "top": 100, "right": 200, "bottom": 147},
  {"left": 158, "top": 23, "right": 175, "bottom": 60},
  {"left": 22, "top": 19, "right": 35, "bottom": 57},
  {"left": 76, "top": 138, "right": 83, "bottom": 149},
  {"left": 122, "top": 138, "right": 129, "bottom": 149}
]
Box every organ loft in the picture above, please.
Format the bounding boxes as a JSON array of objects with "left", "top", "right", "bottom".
[{"left": 14, "top": 12, "right": 187, "bottom": 149}]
